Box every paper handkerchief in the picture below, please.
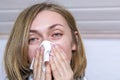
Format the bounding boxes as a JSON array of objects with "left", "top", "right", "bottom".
[{"left": 30, "top": 40, "right": 53, "bottom": 71}]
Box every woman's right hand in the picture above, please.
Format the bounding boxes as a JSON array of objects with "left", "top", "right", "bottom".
[{"left": 33, "top": 46, "right": 52, "bottom": 80}]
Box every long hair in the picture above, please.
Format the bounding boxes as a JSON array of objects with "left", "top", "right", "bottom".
[{"left": 4, "top": 2, "right": 87, "bottom": 80}]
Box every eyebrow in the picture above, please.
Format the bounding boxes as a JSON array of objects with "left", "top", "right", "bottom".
[
  {"left": 29, "top": 24, "right": 64, "bottom": 35},
  {"left": 49, "top": 24, "right": 64, "bottom": 29},
  {"left": 29, "top": 30, "right": 41, "bottom": 36}
]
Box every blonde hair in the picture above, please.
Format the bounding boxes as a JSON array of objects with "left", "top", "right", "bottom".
[{"left": 4, "top": 2, "right": 87, "bottom": 80}]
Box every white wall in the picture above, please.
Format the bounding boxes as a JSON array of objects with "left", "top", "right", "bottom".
[
  {"left": 83, "top": 39, "right": 120, "bottom": 80},
  {"left": 0, "top": 38, "right": 120, "bottom": 80},
  {"left": 0, "top": 39, "right": 7, "bottom": 79}
]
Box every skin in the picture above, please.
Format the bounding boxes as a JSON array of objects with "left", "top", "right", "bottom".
[{"left": 28, "top": 10, "right": 76, "bottom": 80}]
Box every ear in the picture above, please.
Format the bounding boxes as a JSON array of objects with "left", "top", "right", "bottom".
[{"left": 72, "top": 31, "right": 78, "bottom": 51}]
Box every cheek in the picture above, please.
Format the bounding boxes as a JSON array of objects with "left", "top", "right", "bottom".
[{"left": 28, "top": 45, "right": 38, "bottom": 63}]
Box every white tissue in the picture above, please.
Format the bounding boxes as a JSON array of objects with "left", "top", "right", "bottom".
[{"left": 30, "top": 40, "right": 53, "bottom": 71}]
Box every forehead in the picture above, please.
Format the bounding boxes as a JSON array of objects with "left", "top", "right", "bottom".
[{"left": 30, "top": 10, "right": 69, "bottom": 30}]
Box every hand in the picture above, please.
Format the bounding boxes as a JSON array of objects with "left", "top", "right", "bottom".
[
  {"left": 50, "top": 45, "right": 74, "bottom": 80},
  {"left": 33, "top": 46, "right": 52, "bottom": 80}
]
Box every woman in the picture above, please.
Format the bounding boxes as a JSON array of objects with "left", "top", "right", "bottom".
[{"left": 4, "top": 2, "right": 87, "bottom": 80}]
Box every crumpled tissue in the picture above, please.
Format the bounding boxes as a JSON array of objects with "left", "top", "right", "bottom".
[{"left": 30, "top": 40, "right": 53, "bottom": 72}]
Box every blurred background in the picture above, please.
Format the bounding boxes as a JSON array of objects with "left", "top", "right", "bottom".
[{"left": 0, "top": 0, "right": 120, "bottom": 80}]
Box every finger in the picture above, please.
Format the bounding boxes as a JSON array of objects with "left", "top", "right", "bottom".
[
  {"left": 33, "top": 48, "right": 39, "bottom": 78},
  {"left": 54, "top": 45, "right": 73, "bottom": 78},
  {"left": 52, "top": 47, "right": 65, "bottom": 76},
  {"left": 33, "top": 46, "right": 44, "bottom": 79},
  {"left": 41, "top": 71, "right": 45, "bottom": 80},
  {"left": 45, "top": 62, "right": 51, "bottom": 80},
  {"left": 52, "top": 45, "right": 69, "bottom": 72},
  {"left": 54, "top": 45, "right": 68, "bottom": 64},
  {"left": 37, "top": 46, "right": 44, "bottom": 79},
  {"left": 49, "top": 55, "right": 60, "bottom": 79},
  {"left": 52, "top": 45, "right": 74, "bottom": 80},
  {"left": 53, "top": 45, "right": 73, "bottom": 76}
]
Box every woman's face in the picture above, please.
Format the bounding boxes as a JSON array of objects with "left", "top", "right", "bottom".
[{"left": 28, "top": 10, "right": 76, "bottom": 63}]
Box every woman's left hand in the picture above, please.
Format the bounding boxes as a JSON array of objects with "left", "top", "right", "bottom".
[{"left": 49, "top": 44, "right": 74, "bottom": 80}]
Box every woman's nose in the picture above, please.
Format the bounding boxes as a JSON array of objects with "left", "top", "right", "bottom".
[{"left": 42, "top": 35, "right": 51, "bottom": 42}]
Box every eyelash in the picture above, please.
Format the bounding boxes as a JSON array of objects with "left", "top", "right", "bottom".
[
  {"left": 53, "top": 33, "right": 62, "bottom": 36},
  {"left": 51, "top": 32, "right": 63, "bottom": 39},
  {"left": 28, "top": 37, "right": 38, "bottom": 43}
]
